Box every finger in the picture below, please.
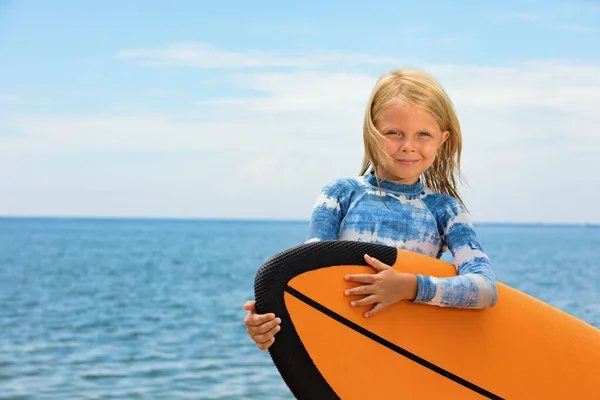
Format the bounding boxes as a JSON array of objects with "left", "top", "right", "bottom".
[
  {"left": 344, "top": 284, "right": 375, "bottom": 296},
  {"left": 253, "top": 324, "right": 281, "bottom": 344},
  {"left": 243, "top": 300, "right": 256, "bottom": 312},
  {"left": 244, "top": 311, "right": 277, "bottom": 327},
  {"left": 344, "top": 274, "right": 376, "bottom": 284},
  {"left": 247, "top": 317, "right": 281, "bottom": 335},
  {"left": 350, "top": 295, "right": 378, "bottom": 307},
  {"left": 256, "top": 336, "right": 275, "bottom": 351},
  {"left": 364, "top": 303, "right": 386, "bottom": 318},
  {"left": 365, "top": 254, "right": 391, "bottom": 271}
]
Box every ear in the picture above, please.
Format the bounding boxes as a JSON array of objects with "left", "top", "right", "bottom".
[{"left": 441, "top": 130, "right": 450, "bottom": 144}]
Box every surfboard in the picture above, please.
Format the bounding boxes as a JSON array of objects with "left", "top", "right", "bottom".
[{"left": 254, "top": 240, "right": 600, "bottom": 400}]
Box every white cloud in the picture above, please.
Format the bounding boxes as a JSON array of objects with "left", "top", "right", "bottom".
[
  {"left": 428, "top": 61, "right": 600, "bottom": 111},
  {"left": 2, "top": 115, "right": 274, "bottom": 153},
  {"left": 425, "top": 62, "right": 600, "bottom": 152},
  {"left": 236, "top": 152, "right": 283, "bottom": 183},
  {"left": 3, "top": 60, "right": 600, "bottom": 223},
  {"left": 2, "top": 71, "right": 376, "bottom": 153},
  {"left": 0, "top": 93, "right": 17, "bottom": 102},
  {"left": 117, "top": 42, "right": 400, "bottom": 69},
  {"left": 203, "top": 71, "right": 374, "bottom": 113}
]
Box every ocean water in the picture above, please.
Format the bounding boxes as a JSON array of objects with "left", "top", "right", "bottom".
[{"left": 0, "top": 218, "right": 599, "bottom": 399}]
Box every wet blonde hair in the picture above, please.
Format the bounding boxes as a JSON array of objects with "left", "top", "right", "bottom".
[{"left": 359, "top": 68, "right": 466, "bottom": 206}]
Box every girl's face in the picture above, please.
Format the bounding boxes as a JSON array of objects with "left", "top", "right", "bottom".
[{"left": 374, "top": 104, "right": 449, "bottom": 185}]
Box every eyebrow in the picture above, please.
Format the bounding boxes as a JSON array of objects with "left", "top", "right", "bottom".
[{"left": 384, "top": 128, "right": 434, "bottom": 134}]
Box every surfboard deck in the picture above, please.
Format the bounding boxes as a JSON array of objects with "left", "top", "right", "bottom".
[{"left": 254, "top": 240, "right": 600, "bottom": 400}]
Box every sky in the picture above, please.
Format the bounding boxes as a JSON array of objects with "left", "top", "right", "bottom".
[{"left": 0, "top": 0, "right": 599, "bottom": 223}]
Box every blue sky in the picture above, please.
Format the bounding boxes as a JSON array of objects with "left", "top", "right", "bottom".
[{"left": 1, "top": 0, "right": 599, "bottom": 223}]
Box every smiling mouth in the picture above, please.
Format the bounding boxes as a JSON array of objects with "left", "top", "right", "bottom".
[{"left": 395, "top": 159, "right": 420, "bottom": 166}]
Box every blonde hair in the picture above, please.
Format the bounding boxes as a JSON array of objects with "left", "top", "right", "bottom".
[{"left": 359, "top": 68, "right": 466, "bottom": 206}]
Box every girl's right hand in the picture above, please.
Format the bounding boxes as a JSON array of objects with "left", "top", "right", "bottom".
[{"left": 243, "top": 300, "right": 281, "bottom": 350}]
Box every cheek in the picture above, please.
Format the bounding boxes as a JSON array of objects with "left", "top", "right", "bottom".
[
  {"left": 423, "top": 143, "right": 442, "bottom": 159},
  {"left": 384, "top": 140, "right": 397, "bottom": 155}
]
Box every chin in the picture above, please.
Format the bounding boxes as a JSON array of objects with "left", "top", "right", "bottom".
[
  {"left": 387, "top": 174, "right": 420, "bottom": 184},
  {"left": 390, "top": 169, "right": 419, "bottom": 180}
]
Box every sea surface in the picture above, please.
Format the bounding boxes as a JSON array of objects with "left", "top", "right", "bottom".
[{"left": 0, "top": 218, "right": 599, "bottom": 399}]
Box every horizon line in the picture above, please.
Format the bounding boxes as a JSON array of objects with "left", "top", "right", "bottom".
[{"left": 0, "top": 215, "right": 598, "bottom": 227}]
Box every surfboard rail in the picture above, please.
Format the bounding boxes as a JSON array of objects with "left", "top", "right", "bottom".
[{"left": 254, "top": 240, "right": 600, "bottom": 400}]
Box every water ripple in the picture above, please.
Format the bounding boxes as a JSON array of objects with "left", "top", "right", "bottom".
[{"left": 0, "top": 218, "right": 597, "bottom": 399}]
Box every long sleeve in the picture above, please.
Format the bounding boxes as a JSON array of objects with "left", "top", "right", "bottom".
[
  {"left": 413, "top": 197, "right": 498, "bottom": 308},
  {"left": 305, "top": 179, "right": 353, "bottom": 243}
]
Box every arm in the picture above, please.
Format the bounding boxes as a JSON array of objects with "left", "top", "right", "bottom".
[
  {"left": 244, "top": 178, "right": 353, "bottom": 350},
  {"left": 413, "top": 199, "right": 498, "bottom": 308},
  {"left": 305, "top": 179, "right": 351, "bottom": 243}
]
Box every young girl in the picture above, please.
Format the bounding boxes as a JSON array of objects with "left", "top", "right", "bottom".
[{"left": 243, "top": 68, "right": 498, "bottom": 351}]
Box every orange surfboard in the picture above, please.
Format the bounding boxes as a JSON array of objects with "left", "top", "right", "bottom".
[{"left": 254, "top": 240, "right": 600, "bottom": 399}]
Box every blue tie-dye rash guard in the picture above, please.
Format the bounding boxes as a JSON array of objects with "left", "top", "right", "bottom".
[{"left": 306, "top": 172, "right": 498, "bottom": 308}]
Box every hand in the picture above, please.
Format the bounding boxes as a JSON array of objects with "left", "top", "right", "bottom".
[
  {"left": 243, "top": 300, "right": 281, "bottom": 350},
  {"left": 344, "top": 254, "right": 418, "bottom": 318}
]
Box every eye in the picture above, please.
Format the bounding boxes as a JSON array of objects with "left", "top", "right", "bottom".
[
  {"left": 417, "top": 131, "right": 431, "bottom": 137},
  {"left": 386, "top": 130, "right": 401, "bottom": 137}
]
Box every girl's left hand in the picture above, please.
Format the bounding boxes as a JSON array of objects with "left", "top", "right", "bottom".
[{"left": 344, "top": 254, "right": 418, "bottom": 318}]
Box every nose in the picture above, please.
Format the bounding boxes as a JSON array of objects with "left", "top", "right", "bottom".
[{"left": 398, "top": 136, "right": 415, "bottom": 152}]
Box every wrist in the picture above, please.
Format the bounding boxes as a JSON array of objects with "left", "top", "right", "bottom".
[{"left": 402, "top": 273, "right": 418, "bottom": 301}]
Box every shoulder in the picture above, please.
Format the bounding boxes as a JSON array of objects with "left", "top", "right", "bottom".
[
  {"left": 312, "top": 176, "right": 365, "bottom": 212},
  {"left": 319, "top": 176, "right": 365, "bottom": 197}
]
